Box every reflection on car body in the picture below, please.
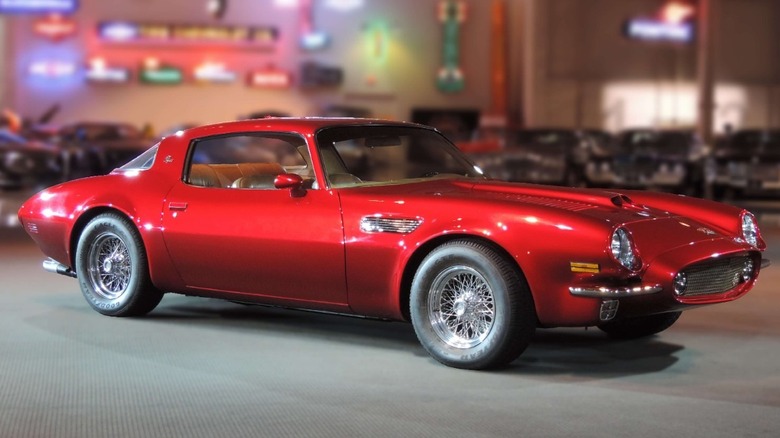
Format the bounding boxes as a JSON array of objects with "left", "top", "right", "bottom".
[{"left": 18, "top": 118, "right": 767, "bottom": 370}]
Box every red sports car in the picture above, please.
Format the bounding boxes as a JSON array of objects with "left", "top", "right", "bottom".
[{"left": 18, "top": 118, "right": 767, "bottom": 369}]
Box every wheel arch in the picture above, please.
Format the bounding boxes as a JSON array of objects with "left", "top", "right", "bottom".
[
  {"left": 398, "top": 233, "right": 534, "bottom": 322},
  {"left": 68, "top": 206, "right": 137, "bottom": 268}
]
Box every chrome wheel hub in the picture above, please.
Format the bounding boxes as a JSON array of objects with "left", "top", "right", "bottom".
[
  {"left": 87, "top": 232, "right": 132, "bottom": 300},
  {"left": 428, "top": 266, "right": 495, "bottom": 349}
]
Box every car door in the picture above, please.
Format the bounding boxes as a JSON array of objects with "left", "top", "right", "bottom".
[{"left": 160, "top": 132, "right": 348, "bottom": 307}]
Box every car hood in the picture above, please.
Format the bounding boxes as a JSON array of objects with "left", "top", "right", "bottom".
[{"left": 467, "top": 179, "right": 668, "bottom": 219}]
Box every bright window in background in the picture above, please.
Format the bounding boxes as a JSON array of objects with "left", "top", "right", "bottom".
[{"left": 602, "top": 82, "right": 747, "bottom": 133}]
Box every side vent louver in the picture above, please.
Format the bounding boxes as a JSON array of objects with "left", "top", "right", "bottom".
[{"left": 360, "top": 216, "right": 422, "bottom": 234}]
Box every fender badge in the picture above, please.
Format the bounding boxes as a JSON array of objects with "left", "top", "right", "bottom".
[
  {"left": 697, "top": 227, "right": 716, "bottom": 236},
  {"left": 164, "top": 155, "right": 173, "bottom": 163}
]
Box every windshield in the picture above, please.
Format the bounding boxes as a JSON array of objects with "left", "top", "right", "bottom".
[{"left": 316, "top": 125, "right": 484, "bottom": 188}]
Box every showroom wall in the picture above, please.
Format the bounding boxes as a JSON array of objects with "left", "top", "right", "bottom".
[
  {"left": 527, "top": 0, "right": 780, "bottom": 132},
  {"left": 4, "top": 0, "right": 496, "bottom": 131}
]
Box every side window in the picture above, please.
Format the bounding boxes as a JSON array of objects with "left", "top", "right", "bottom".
[{"left": 185, "top": 133, "right": 312, "bottom": 189}]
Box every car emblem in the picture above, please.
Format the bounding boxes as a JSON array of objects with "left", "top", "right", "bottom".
[
  {"left": 164, "top": 155, "right": 174, "bottom": 163},
  {"left": 697, "top": 227, "right": 716, "bottom": 236}
]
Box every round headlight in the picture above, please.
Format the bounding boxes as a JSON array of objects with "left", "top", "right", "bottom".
[
  {"left": 741, "top": 212, "right": 760, "bottom": 247},
  {"left": 611, "top": 227, "right": 639, "bottom": 270},
  {"left": 673, "top": 272, "right": 687, "bottom": 295}
]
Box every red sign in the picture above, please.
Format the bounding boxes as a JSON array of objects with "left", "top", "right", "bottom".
[
  {"left": 247, "top": 69, "right": 292, "bottom": 89},
  {"left": 33, "top": 14, "right": 76, "bottom": 41}
]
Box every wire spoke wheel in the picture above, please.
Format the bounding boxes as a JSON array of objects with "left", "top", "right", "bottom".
[
  {"left": 87, "top": 231, "right": 132, "bottom": 300},
  {"left": 428, "top": 266, "right": 495, "bottom": 349},
  {"left": 411, "top": 240, "right": 536, "bottom": 369}
]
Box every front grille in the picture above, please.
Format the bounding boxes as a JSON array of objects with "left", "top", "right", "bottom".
[{"left": 680, "top": 256, "right": 752, "bottom": 297}]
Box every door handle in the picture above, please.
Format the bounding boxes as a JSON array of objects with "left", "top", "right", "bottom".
[{"left": 168, "top": 202, "right": 188, "bottom": 211}]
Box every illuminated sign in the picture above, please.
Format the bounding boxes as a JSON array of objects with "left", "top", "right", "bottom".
[
  {"left": 0, "top": 0, "right": 78, "bottom": 14},
  {"left": 437, "top": 0, "right": 466, "bottom": 93},
  {"left": 247, "top": 69, "right": 292, "bottom": 89},
  {"left": 86, "top": 58, "right": 130, "bottom": 84},
  {"left": 33, "top": 14, "right": 76, "bottom": 41},
  {"left": 98, "top": 21, "right": 278, "bottom": 48},
  {"left": 300, "top": 61, "right": 342, "bottom": 88},
  {"left": 624, "top": 18, "right": 694, "bottom": 43},
  {"left": 194, "top": 62, "right": 237, "bottom": 83},
  {"left": 28, "top": 60, "right": 76, "bottom": 78},
  {"left": 325, "top": 0, "right": 364, "bottom": 11},
  {"left": 140, "top": 59, "right": 182, "bottom": 85}
]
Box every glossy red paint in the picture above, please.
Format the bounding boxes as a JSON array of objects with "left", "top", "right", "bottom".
[{"left": 18, "top": 118, "right": 766, "bottom": 329}]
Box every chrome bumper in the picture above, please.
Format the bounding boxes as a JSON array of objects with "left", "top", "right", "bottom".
[{"left": 569, "top": 284, "right": 662, "bottom": 298}]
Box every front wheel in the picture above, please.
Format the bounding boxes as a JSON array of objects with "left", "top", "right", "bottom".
[
  {"left": 410, "top": 240, "right": 536, "bottom": 370},
  {"left": 75, "top": 213, "right": 163, "bottom": 316},
  {"left": 597, "top": 311, "right": 682, "bottom": 339}
]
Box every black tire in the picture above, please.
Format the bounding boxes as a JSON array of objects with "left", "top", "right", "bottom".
[
  {"left": 410, "top": 240, "right": 536, "bottom": 370},
  {"left": 75, "top": 212, "right": 163, "bottom": 316},
  {"left": 597, "top": 311, "right": 682, "bottom": 339}
]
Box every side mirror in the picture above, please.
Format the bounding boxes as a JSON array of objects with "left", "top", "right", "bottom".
[{"left": 274, "top": 173, "right": 306, "bottom": 197}]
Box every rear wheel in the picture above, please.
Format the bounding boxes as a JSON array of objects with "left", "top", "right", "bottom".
[
  {"left": 597, "top": 311, "right": 682, "bottom": 339},
  {"left": 410, "top": 240, "right": 536, "bottom": 370},
  {"left": 75, "top": 213, "right": 163, "bottom": 316}
]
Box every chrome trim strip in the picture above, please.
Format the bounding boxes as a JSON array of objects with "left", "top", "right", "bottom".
[{"left": 569, "top": 284, "right": 662, "bottom": 298}]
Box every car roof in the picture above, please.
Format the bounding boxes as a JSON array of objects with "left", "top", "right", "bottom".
[{"left": 174, "top": 117, "right": 429, "bottom": 140}]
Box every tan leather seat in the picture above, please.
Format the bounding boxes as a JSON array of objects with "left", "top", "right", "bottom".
[
  {"left": 188, "top": 162, "right": 285, "bottom": 188},
  {"left": 231, "top": 174, "right": 279, "bottom": 189},
  {"left": 189, "top": 164, "right": 221, "bottom": 187}
]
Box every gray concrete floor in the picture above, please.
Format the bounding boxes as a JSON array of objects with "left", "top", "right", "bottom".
[{"left": 1, "top": 198, "right": 779, "bottom": 437}]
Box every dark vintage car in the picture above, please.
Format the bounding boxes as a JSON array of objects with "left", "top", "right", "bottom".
[
  {"left": 461, "top": 128, "right": 611, "bottom": 187},
  {"left": 18, "top": 118, "right": 767, "bottom": 369},
  {"left": 709, "top": 129, "right": 780, "bottom": 197},
  {"left": 591, "top": 129, "right": 707, "bottom": 195},
  {"left": 57, "top": 122, "right": 149, "bottom": 179},
  {"left": 0, "top": 129, "right": 63, "bottom": 190}
]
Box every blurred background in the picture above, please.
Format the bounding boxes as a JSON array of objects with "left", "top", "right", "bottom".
[{"left": 1, "top": 0, "right": 780, "bottom": 223}]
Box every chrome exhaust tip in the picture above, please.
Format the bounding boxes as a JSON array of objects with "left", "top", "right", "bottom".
[{"left": 42, "top": 258, "right": 77, "bottom": 278}]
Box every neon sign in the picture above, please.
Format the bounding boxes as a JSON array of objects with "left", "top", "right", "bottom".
[
  {"left": 28, "top": 60, "right": 76, "bottom": 78},
  {"left": 98, "top": 21, "right": 278, "bottom": 48},
  {"left": 624, "top": 18, "right": 694, "bottom": 43},
  {"left": 139, "top": 58, "right": 183, "bottom": 85},
  {"left": 0, "top": 0, "right": 78, "bottom": 14},
  {"left": 437, "top": 0, "right": 466, "bottom": 93},
  {"left": 247, "top": 69, "right": 292, "bottom": 89},
  {"left": 194, "top": 62, "right": 237, "bottom": 83},
  {"left": 33, "top": 14, "right": 76, "bottom": 41},
  {"left": 86, "top": 58, "right": 130, "bottom": 84}
]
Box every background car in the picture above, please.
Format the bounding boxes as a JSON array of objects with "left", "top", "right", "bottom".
[
  {"left": 462, "top": 128, "right": 612, "bottom": 187},
  {"left": 18, "top": 118, "right": 767, "bottom": 370},
  {"left": 0, "top": 129, "right": 63, "bottom": 190},
  {"left": 597, "top": 129, "right": 707, "bottom": 195},
  {"left": 709, "top": 129, "right": 780, "bottom": 198},
  {"left": 57, "top": 121, "right": 150, "bottom": 179}
]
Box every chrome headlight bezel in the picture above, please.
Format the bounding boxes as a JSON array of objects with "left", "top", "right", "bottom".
[
  {"left": 741, "top": 211, "right": 760, "bottom": 248},
  {"left": 610, "top": 227, "right": 641, "bottom": 271}
]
